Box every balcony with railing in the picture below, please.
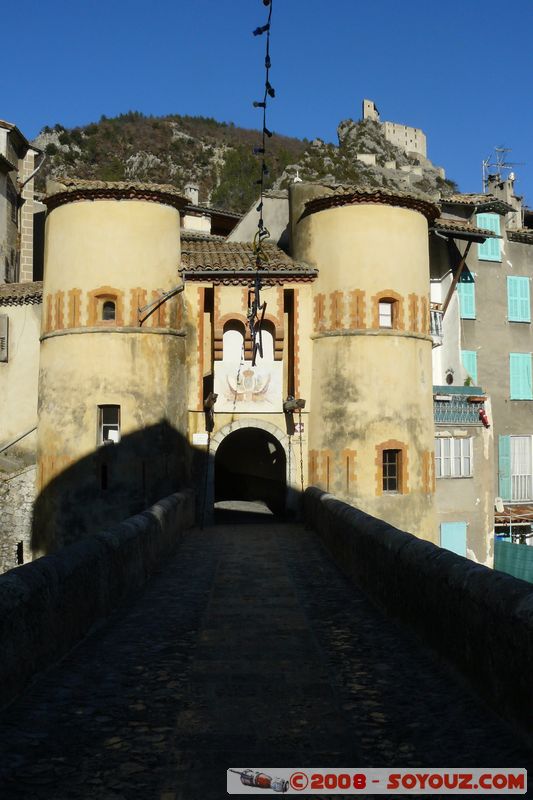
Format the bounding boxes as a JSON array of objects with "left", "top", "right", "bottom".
[
  {"left": 433, "top": 385, "right": 486, "bottom": 425},
  {"left": 430, "top": 304, "right": 443, "bottom": 347}
]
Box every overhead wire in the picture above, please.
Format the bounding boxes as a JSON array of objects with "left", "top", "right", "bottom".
[{"left": 248, "top": 0, "right": 274, "bottom": 366}]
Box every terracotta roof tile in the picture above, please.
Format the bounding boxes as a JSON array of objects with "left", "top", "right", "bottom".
[
  {"left": 45, "top": 178, "right": 189, "bottom": 212},
  {"left": 183, "top": 203, "right": 241, "bottom": 219},
  {"left": 507, "top": 229, "right": 533, "bottom": 244},
  {"left": 303, "top": 185, "right": 439, "bottom": 222},
  {"left": 180, "top": 239, "right": 316, "bottom": 283},
  {"left": 442, "top": 193, "right": 514, "bottom": 213},
  {"left": 431, "top": 217, "right": 499, "bottom": 238},
  {"left": 0, "top": 281, "right": 43, "bottom": 305},
  {"left": 180, "top": 230, "right": 226, "bottom": 243}
]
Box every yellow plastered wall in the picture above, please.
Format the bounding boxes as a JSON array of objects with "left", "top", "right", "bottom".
[
  {"left": 296, "top": 201, "right": 436, "bottom": 541},
  {"left": 36, "top": 197, "right": 188, "bottom": 551}
]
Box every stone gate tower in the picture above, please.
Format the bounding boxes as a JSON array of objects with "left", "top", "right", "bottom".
[
  {"left": 34, "top": 180, "right": 190, "bottom": 553},
  {"left": 290, "top": 184, "right": 438, "bottom": 540}
]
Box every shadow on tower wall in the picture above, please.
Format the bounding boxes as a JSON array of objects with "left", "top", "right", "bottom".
[
  {"left": 31, "top": 422, "right": 198, "bottom": 556},
  {"left": 31, "top": 421, "right": 296, "bottom": 556}
]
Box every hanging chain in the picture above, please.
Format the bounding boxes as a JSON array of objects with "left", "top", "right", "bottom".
[
  {"left": 248, "top": 0, "right": 274, "bottom": 366},
  {"left": 298, "top": 408, "right": 304, "bottom": 494}
]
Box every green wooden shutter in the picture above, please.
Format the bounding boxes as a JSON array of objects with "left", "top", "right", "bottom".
[
  {"left": 456, "top": 282, "right": 476, "bottom": 318},
  {"left": 461, "top": 350, "right": 478, "bottom": 383},
  {"left": 498, "top": 435, "right": 511, "bottom": 500},
  {"left": 510, "top": 353, "right": 533, "bottom": 399},
  {"left": 477, "top": 213, "right": 501, "bottom": 261},
  {"left": 507, "top": 276, "right": 530, "bottom": 322},
  {"left": 440, "top": 522, "right": 467, "bottom": 556}
]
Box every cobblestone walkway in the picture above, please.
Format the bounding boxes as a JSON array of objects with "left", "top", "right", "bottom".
[{"left": 0, "top": 524, "right": 530, "bottom": 800}]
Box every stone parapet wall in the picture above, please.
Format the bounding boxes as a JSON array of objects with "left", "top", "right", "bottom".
[
  {"left": 303, "top": 487, "right": 533, "bottom": 745},
  {"left": 0, "top": 465, "right": 36, "bottom": 573},
  {"left": 0, "top": 490, "right": 194, "bottom": 708}
]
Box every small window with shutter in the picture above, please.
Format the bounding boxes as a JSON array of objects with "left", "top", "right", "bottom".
[
  {"left": 507, "top": 276, "right": 530, "bottom": 322},
  {"left": 477, "top": 213, "right": 501, "bottom": 261},
  {"left": 0, "top": 315, "right": 8, "bottom": 362}
]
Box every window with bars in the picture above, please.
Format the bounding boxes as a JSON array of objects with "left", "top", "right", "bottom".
[
  {"left": 382, "top": 449, "right": 401, "bottom": 492},
  {"left": 435, "top": 437, "right": 472, "bottom": 478}
]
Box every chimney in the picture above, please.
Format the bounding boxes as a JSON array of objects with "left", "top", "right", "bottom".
[
  {"left": 184, "top": 184, "right": 199, "bottom": 206},
  {"left": 487, "top": 173, "right": 523, "bottom": 231}
]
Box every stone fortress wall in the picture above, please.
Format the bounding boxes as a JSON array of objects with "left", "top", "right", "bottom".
[{"left": 362, "top": 98, "right": 427, "bottom": 158}]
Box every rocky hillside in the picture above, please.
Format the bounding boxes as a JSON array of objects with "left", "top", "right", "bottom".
[
  {"left": 33, "top": 112, "right": 306, "bottom": 213},
  {"left": 275, "top": 118, "right": 457, "bottom": 198},
  {"left": 33, "top": 112, "right": 457, "bottom": 213}
]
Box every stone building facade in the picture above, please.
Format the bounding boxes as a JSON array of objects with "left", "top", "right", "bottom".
[
  {"left": 0, "top": 120, "right": 41, "bottom": 285},
  {"left": 3, "top": 171, "right": 528, "bottom": 571}
]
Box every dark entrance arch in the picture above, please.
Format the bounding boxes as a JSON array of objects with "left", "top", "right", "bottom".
[{"left": 214, "top": 427, "right": 287, "bottom": 515}]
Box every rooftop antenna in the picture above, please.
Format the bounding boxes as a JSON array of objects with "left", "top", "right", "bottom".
[{"left": 482, "top": 146, "right": 525, "bottom": 192}]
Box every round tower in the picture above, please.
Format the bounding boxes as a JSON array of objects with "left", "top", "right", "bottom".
[
  {"left": 34, "top": 180, "right": 189, "bottom": 554},
  {"left": 292, "top": 185, "right": 438, "bottom": 541}
]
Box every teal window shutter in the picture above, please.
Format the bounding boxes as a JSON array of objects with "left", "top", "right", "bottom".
[
  {"left": 440, "top": 522, "right": 467, "bottom": 556},
  {"left": 507, "top": 276, "right": 530, "bottom": 322},
  {"left": 509, "top": 353, "right": 533, "bottom": 399},
  {"left": 456, "top": 282, "right": 476, "bottom": 318},
  {"left": 477, "top": 213, "right": 501, "bottom": 261},
  {"left": 461, "top": 350, "right": 478, "bottom": 383},
  {"left": 498, "top": 435, "right": 511, "bottom": 500}
]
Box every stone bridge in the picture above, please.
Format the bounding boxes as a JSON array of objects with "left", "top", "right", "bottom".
[{"left": 0, "top": 490, "right": 531, "bottom": 799}]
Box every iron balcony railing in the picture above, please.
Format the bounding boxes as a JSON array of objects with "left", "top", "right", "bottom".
[{"left": 433, "top": 385, "right": 485, "bottom": 425}]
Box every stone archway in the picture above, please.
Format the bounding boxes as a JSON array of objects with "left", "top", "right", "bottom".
[{"left": 204, "top": 419, "right": 294, "bottom": 523}]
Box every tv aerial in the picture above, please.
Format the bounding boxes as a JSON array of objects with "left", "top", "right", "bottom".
[{"left": 482, "top": 146, "right": 524, "bottom": 192}]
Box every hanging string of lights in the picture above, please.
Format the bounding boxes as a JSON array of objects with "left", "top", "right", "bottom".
[{"left": 248, "top": 0, "right": 274, "bottom": 366}]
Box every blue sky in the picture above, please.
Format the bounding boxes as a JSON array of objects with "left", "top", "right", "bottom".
[{"left": 5, "top": 0, "right": 533, "bottom": 202}]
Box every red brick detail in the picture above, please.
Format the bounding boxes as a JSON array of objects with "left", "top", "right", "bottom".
[
  {"left": 341, "top": 448, "right": 357, "bottom": 492},
  {"left": 293, "top": 288, "right": 301, "bottom": 397},
  {"left": 408, "top": 293, "right": 419, "bottom": 332},
  {"left": 308, "top": 450, "right": 320, "bottom": 485},
  {"left": 349, "top": 290, "right": 366, "bottom": 329},
  {"left": 45, "top": 295, "right": 53, "bottom": 333},
  {"left": 321, "top": 449, "right": 334, "bottom": 492},
  {"left": 129, "top": 288, "right": 146, "bottom": 326},
  {"left": 148, "top": 290, "right": 167, "bottom": 328},
  {"left": 330, "top": 291, "right": 344, "bottom": 330},
  {"left": 314, "top": 294, "right": 326, "bottom": 332},
  {"left": 54, "top": 291, "right": 64, "bottom": 330},
  {"left": 420, "top": 296, "right": 429, "bottom": 334},
  {"left": 198, "top": 288, "right": 205, "bottom": 409},
  {"left": 67, "top": 289, "right": 81, "bottom": 328}
]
